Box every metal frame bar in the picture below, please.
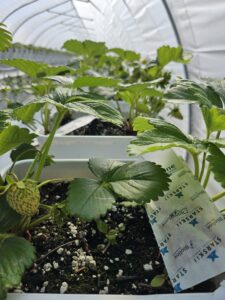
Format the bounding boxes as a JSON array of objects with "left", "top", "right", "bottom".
[
  {"left": 11, "top": 0, "right": 70, "bottom": 36},
  {"left": 61, "top": 18, "right": 93, "bottom": 25},
  {"left": 24, "top": 14, "right": 63, "bottom": 44},
  {"left": 29, "top": 13, "right": 85, "bottom": 45},
  {"left": 33, "top": 20, "right": 93, "bottom": 45},
  {"left": 161, "top": 0, "right": 192, "bottom": 154},
  {"left": 70, "top": 0, "right": 89, "bottom": 35},
  {"left": 161, "top": 0, "right": 188, "bottom": 79},
  {"left": 89, "top": 0, "right": 103, "bottom": 14},
  {"left": 41, "top": 26, "right": 88, "bottom": 49},
  {"left": 34, "top": 23, "right": 89, "bottom": 48},
  {"left": 2, "top": 0, "right": 38, "bottom": 23},
  {"left": 74, "top": 0, "right": 89, "bottom": 2},
  {"left": 61, "top": 21, "right": 94, "bottom": 31},
  {"left": 48, "top": 9, "right": 93, "bottom": 21},
  {"left": 2, "top": 0, "right": 97, "bottom": 46}
]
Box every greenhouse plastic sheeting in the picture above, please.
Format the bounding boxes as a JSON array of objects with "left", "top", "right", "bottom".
[{"left": 1, "top": 0, "right": 225, "bottom": 80}]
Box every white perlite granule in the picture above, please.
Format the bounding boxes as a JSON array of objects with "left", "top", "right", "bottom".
[{"left": 60, "top": 282, "right": 68, "bottom": 294}]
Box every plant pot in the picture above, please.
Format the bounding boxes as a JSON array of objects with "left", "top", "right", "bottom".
[
  {"left": 36, "top": 101, "right": 131, "bottom": 159},
  {"left": 4, "top": 158, "right": 225, "bottom": 299},
  {"left": 35, "top": 100, "right": 189, "bottom": 160},
  {"left": 37, "top": 135, "right": 135, "bottom": 159}
]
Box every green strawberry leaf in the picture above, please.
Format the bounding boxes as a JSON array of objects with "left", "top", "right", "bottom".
[
  {"left": 13, "top": 88, "right": 124, "bottom": 127},
  {"left": 10, "top": 144, "right": 53, "bottom": 167},
  {"left": 164, "top": 79, "right": 223, "bottom": 108},
  {"left": 208, "top": 138, "right": 225, "bottom": 148},
  {"left": 128, "top": 118, "right": 206, "bottom": 155},
  {"left": 89, "top": 159, "right": 171, "bottom": 202},
  {"left": 108, "top": 48, "right": 140, "bottom": 61},
  {"left": 88, "top": 158, "right": 124, "bottom": 180},
  {"left": 0, "top": 59, "right": 73, "bottom": 78},
  {"left": 31, "top": 83, "right": 53, "bottom": 97},
  {"left": 63, "top": 39, "right": 84, "bottom": 55},
  {"left": 0, "top": 195, "right": 22, "bottom": 233},
  {"left": 44, "top": 76, "right": 73, "bottom": 85},
  {"left": 119, "top": 82, "right": 163, "bottom": 96},
  {"left": 96, "top": 219, "right": 109, "bottom": 234},
  {"left": 66, "top": 97, "right": 123, "bottom": 126},
  {"left": 0, "top": 234, "right": 35, "bottom": 291},
  {"left": 133, "top": 116, "right": 154, "bottom": 132},
  {"left": 63, "top": 39, "right": 107, "bottom": 57},
  {"left": 0, "top": 23, "right": 12, "bottom": 51},
  {"left": 82, "top": 40, "right": 107, "bottom": 56},
  {"left": 207, "top": 79, "right": 225, "bottom": 104},
  {"left": 13, "top": 102, "right": 45, "bottom": 124},
  {"left": 10, "top": 144, "right": 38, "bottom": 163},
  {"left": 73, "top": 76, "right": 121, "bottom": 88},
  {"left": 105, "top": 161, "right": 171, "bottom": 202},
  {"left": 116, "top": 90, "right": 134, "bottom": 106},
  {"left": 0, "top": 111, "right": 11, "bottom": 132},
  {"left": 0, "top": 282, "right": 7, "bottom": 300},
  {"left": 207, "top": 144, "right": 225, "bottom": 188},
  {"left": 157, "top": 45, "right": 190, "bottom": 67},
  {"left": 66, "top": 159, "right": 170, "bottom": 220},
  {"left": 202, "top": 106, "right": 225, "bottom": 133},
  {"left": 0, "top": 126, "right": 36, "bottom": 155},
  {"left": 66, "top": 178, "right": 115, "bottom": 221}
]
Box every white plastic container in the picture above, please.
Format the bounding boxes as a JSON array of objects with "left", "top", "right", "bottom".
[
  {"left": 36, "top": 100, "right": 189, "bottom": 160},
  {"left": 4, "top": 159, "right": 225, "bottom": 300},
  {"left": 37, "top": 135, "right": 134, "bottom": 159},
  {"left": 36, "top": 101, "right": 132, "bottom": 159}
]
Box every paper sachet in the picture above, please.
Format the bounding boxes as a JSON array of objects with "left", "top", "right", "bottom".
[{"left": 144, "top": 150, "right": 225, "bottom": 292}]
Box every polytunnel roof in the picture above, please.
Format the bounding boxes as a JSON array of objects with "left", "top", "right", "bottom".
[{"left": 1, "top": 0, "right": 225, "bottom": 80}]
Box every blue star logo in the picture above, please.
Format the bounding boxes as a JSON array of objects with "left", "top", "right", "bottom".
[
  {"left": 175, "top": 191, "right": 184, "bottom": 198},
  {"left": 207, "top": 250, "right": 219, "bottom": 262},
  {"left": 189, "top": 218, "right": 199, "bottom": 227},
  {"left": 174, "top": 283, "right": 182, "bottom": 293},
  {"left": 149, "top": 217, "right": 157, "bottom": 225},
  {"left": 160, "top": 246, "right": 169, "bottom": 256}
]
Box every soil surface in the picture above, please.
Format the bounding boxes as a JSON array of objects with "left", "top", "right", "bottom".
[
  {"left": 20, "top": 182, "right": 215, "bottom": 295},
  {"left": 61, "top": 115, "right": 134, "bottom": 136}
]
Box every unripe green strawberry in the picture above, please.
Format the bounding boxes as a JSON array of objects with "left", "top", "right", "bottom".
[{"left": 6, "top": 180, "right": 40, "bottom": 216}]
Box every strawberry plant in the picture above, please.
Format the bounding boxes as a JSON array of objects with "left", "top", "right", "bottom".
[
  {"left": 1, "top": 41, "right": 190, "bottom": 135},
  {"left": 0, "top": 90, "right": 171, "bottom": 298},
  {"left": 63, "top": 41, "right": 191, "bottom": 128},
  {"left": 0, "top": 23, "right": 12, "bottom": 52},
  {"left": 128, "top": 78, "right": 225, "bottom": 203}
]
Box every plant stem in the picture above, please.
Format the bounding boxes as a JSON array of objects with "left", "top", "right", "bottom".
[
  {"left": 198, "top": 152, "right": 206, "bottom": 182},
  {"left": 192, "top": 154, "right": 199, "bottom": 178},
  {"left": 39, "top": 204, "right": 52, "bottom": 211},
  {"left": 199, "top": 131, "right": 210, "bottom": 182},
  {"left": 203, "top": 130, "right": 221, "bottom": 188},
  {"left": 28, "top": 213, "right": 51, "bottom": 229},
  {"left": 203, "top": 166, "right": 211, "bottom": 189},
  {"left": 42, "top": 104, "right": 50, "bottom": 135},
  {"left": 24, "top": 142, "right": 47, "bottom": 180},
  {"left": 115, "top": 99, "right": 123, "bottom": 116},
  {"left": 34, "top": 110, "right": 66, "bottom": 182},
  {"left": 37, "top": 177, "right": 73, "bottom": 188},
  {"left": 212, "top": 191, "right": 225, "bottom": 202}
]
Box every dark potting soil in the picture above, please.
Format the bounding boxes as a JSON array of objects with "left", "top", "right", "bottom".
[
  {"left": 62, "top": 115, "right": 134, "bottom": 136},
  {"left": 21, "top": 182, "right": 215, "bottom": 295}
]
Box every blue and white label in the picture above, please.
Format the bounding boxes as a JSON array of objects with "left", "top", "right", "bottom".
[{"left": 144, "top": 150, "right": 225, "bottom": 292}]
